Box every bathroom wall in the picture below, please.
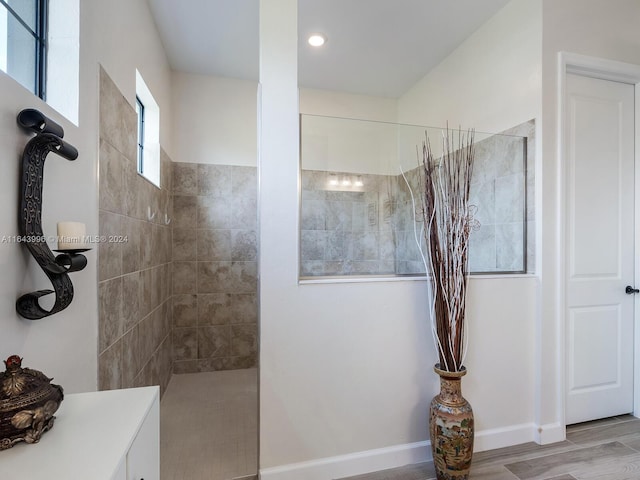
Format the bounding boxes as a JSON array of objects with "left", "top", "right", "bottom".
[
  {"left": 168, "top": 72, "right": 259, "bottom": 373},
  {"left": 98, "top": 67, "right": 173, "bottom": 394},
  {"left": 171, "top": 72, "right": 257, "bottom": 167},
  {"left": 467, "top": 120, "right": 535, "bottom": 273},
  {"left": 171, "top": 162, "right": 258, "bottom": 373},
  {"left": 0, "top": 73, "right": 97, "bottom": 394},
  {"left": 0, "top": 0, "right": 173, "bottom": 393},
  {"left": 259, "top": 0, "right": 542, "bottom": 476},
  {"left": 394, "top": 0, "right": 542, "bottom": 452}
]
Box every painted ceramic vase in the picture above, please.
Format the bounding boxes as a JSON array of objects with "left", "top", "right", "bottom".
[{"left": 429, "top": 364, "right": 474, "bottom": 480}]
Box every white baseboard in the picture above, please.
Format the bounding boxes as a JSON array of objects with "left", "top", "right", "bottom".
[
  {"left": 259, "top": 423, "right": 546, "bottom": 480},
  {"left": 259, "top": 441, "right": 431, "bottom": 480},
  {"left": 533, "top": 422, "right": 566, "bottom": 445},
  {"left": 474, "top": 423, "right": 536, "bottom": 452}
]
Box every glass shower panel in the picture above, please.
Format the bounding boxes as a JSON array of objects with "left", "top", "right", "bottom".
[{"left": 299, "top": 114, "right": 527, "bottom": 278}]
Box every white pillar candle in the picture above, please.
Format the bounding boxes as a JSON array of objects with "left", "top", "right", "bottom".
[{"left": 57, "top": 221, "right": 87, "bottom": 250}]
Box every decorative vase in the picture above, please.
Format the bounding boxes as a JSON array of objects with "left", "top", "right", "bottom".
[{"left": 429, "top": 364, "right": 474, "bottom": 480}]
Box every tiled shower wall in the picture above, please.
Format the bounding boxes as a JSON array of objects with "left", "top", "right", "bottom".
[
  {"left": 171, "top": 162, "right": 258, "bottom": 373},
  {"left": 301, "top": 173, "right": 406, "bottom": 276},
  {"left": 98, "top": 67, "right": 173, "bottom": 394},
  {"left": 468, "top": 120, "right": 535, "bottom": 272},
  {"left": 300, "top": 120, "right": 535, "bottom": 277}
]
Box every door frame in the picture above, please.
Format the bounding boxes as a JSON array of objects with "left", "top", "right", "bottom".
[{"left": 558, "top": 52, "right": 640, "bottom": 425}]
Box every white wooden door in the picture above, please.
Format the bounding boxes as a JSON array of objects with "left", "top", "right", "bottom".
[{"left": 565, "top": 73, "right": 635, "bottom": 425}]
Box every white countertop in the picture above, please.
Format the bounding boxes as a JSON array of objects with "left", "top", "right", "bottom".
[{"left": 0, "top": 386, "right": 159, "bottom": 479}]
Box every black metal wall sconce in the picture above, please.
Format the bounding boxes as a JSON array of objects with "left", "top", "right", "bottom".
[{"left": 15, "top": 108, "right": 86, "bottom": 320}]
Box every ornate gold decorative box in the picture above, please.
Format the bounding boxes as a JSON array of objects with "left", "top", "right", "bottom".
[{"left": 0, "top": 356, "right": 64, "bottom": 450}]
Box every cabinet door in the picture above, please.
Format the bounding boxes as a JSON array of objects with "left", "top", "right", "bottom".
[{"left": 127, "top": 396, "right": 160, "bottom": 480}]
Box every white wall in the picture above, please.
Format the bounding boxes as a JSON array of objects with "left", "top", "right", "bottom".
[
  {"left": 85, "top": 0, "right": 173, "bottom": 160},
  {"left": 259, "top": 1, "right": 542, "bottom": 478},
  {"left": 260, "top": 0, "right": 434, "bottom": 475},
  {"left": 300, "top": 115, "right": 399, "bottom": 175},
  {"left": 0, "top": 73, "right": 97, "bottom": 393},
  {"left": 0, "top": 0, "right": 171, "bottom": 393},
  {"left": 300, "top": 88, "right": 397, "bottom": 121},
  {"left": 538, "top": 0, "right": 640, "bottom": 436},
  {"left": 398, "top": 0, "right": 543, "bottom": 440},
  {"left": 299, "top": 90, "right": 399, "bottom": 175},
  {"left": 398, "top": 0, "right": 541, "bottom": 134},
  {"left": 172, "top": 72, "right": 257, "bottom": 166},
  {"left": 169, "top": 74, "right": 399, "bottom": 173}
]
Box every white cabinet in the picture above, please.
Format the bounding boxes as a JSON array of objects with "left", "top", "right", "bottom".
[
  {"left": 0, "top": 386, "right": 160, "bottom": 480},
  {"left": 127, "top": 394, "right": 160, "bottom": 480}
]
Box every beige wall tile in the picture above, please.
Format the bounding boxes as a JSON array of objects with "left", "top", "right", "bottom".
[
  {"left": 174, "top": 360, "right": 198, "bottom": 374},
  {"left": 228, "top": 355, "right": 258, "bottom": 370},
  {"left": 198, "top": 326, "right": 230, "bottom": 358},
  {"left": 99, "top": 67, "right": 136, "bottom": 161},
  {"left": 99, "top": 70, "right": 174, "bottom": 396},
  {"left": 198, "top": 293, "right": 232, "bottom": 325},
  {"left": 230, "top": 324, "right": 257, "bottom": 357},
  {"left": 173, "top": 294, "right": 197, "bottom": 327},
  {"left": 98, "top": 210, "right": 122, "bottom": 281},
  {"left": 231, "top": 196, "right": 257, "bottom": 230},
  {"left": 174, "top": 327, "right": 198, "bottom": 360},
  {"left": 230, "top": 294, "right": 258, "bottom": 324},
  {"left": 174, "top": 195, "right": 198, "bottom": 229},
  {"left": 121, "top": 271, "right": 141, "bottom": 332},
  {"left": 196, "top": 196, "right": 232, "bottom": 229},
  {"left": 232, "top": 166, "right": 258, "bottom": 200},
  {"left": 173, "top": 228, "right": 197, "bottom": 261},
  {"left": 98, "top": 339, "right": 122, "bottom": 391},
  {"left": 150, "top": 266, "right": 161, "bottom": 310},
  {"left": 173, "top": 162, "right": 198, "bottom": 195},
  {"left": 140, "top": 221, "right": 153, "bottom": 269},
  {"left": 138, "top": 311, "right": 157, "bottom": 365},
  {"left": 198, "top": 164, "right": 232, "bottom": 197},
  {"left": 197, "top": 229, "right": 231, "bottom": 261},
  {"left": 174, "top": 261, "right": 197, "bottom": 294},
  {"left": 160, "top": 263, "right": 172, "bottom": 302},
  {"left": 158, "top": 335, "right": 173, "bottom": 394},
  {"left": 197, "top": 357, "right": 230, "bottom": 372},
  {"left": 169, "top": 165, "right": 259, "bottom": 372},
  {"left": 99, "top": 139, "right": 126, "bottom": 214},
  {"left": 198, "top": 261, "right": 231, "bottom": 293},
  {"left": 230, "top": 261, "right": 258, "bottom": 293},
  {"left": 121, "top": 216, "right": 142, "bottom": 274},
  {"left": 140, "top": 268, "right": 153, "bottom": 317},
  {"left": 161, "top": 149, "right": 173, "bottom": 193},
  {"left": 121, "top": 326, "right": 140, "bottom": 388},
  {"left": 98, "top": 278, "right": 123, "bottom": 353},
  {"left": 231, "top": 230, "right": 257, "bottom": 261}
]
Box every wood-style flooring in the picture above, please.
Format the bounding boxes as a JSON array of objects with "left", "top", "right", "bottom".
[{"left": 339, "top": 415, "right": 640, "bottom": 480}]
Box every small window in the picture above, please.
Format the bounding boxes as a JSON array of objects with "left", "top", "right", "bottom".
[
  {"left": 136, "top": 96, "right": 145, "bottom": 174},
  {"left": 0, "top": 0, "right": 48, "bottom": 98},
  {"left": 135, "top": 70, "right": 160, "bottom": 187}
]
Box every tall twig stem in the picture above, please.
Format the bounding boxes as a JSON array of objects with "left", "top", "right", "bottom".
[{"left": 420, "top": 128, "right": 475, "bottom": 372}]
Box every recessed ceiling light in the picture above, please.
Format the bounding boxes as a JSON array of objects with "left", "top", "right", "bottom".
[{"left": 308, "top": 34, "right": 326, "bottom": 47}]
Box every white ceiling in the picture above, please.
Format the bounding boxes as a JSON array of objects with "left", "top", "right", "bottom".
[{"left": 147, "top": 0, "right": 511, "bottom": 98}]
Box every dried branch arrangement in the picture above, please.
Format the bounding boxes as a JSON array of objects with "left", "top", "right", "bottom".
[{"left": 420, "top": 129, "right": 476, "bottom": 373}]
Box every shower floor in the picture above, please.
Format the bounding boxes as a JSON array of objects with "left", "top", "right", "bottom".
[{"left": 160, "top": 368, "right": 258, "bottom": 480}]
